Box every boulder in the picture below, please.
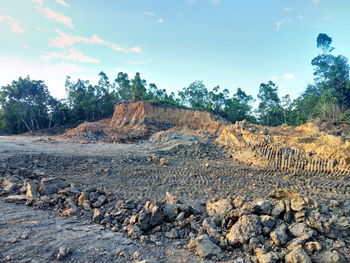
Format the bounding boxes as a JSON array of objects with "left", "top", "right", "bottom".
[
  {"left": 193, "top": 235, "right": 222, "bottom": 259},
  {"left": 39, "top": 178, "right": 69, "bottom": 195},
  {"left": 285, "top": 248, "right": 312, "bottom": 263},
  {"left": 226, "top": 214, "right": 262, "bottom": 245},
  {"left": 270, "top": 223, "right": 290, "bottom": 246},
  {"left": 206, "top": 198, "right": 233, "bottom": 223}
]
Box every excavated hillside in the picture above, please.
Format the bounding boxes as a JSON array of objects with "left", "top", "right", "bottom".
[
  {"left": 63, "top": 101, "right": 350, "bottom": 174},
  {"left": 63, "top": 101, "right": 229, "bottom": 142},
  {"left": 217, "top": 120, "right": 350, "bottom": 175}
]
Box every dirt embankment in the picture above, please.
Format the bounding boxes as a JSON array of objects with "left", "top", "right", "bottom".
[
  {"left": 62, "top": 101, "right": 350, "bottom": 174},
  {"left": 217, "top": 120, "right": 350, "bottom": 174},
  {"left": 63, "top": 101, "right": 229, "bottom": 142}
]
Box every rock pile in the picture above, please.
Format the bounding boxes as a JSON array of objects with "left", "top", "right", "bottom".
[{"left": 1, "top": 174, "right": 349, "bottom": 262}]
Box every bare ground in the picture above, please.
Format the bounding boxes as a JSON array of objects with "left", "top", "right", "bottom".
[{"left": 1, "top": 135, "right": 350, "bottom": 262}]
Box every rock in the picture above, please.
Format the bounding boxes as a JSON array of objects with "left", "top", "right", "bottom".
[
  {"left": 4, "top": 195, "right": 28, "bottom": 204},
  {"left": 291, "top": 198, "right": 307, "bottom": 212},
  {"left": 285, "top": 248, "right": 311, "bottom": 263},
  {"left": 26, "top": 181, "right": 39, "bottom": 199},
  {"left": 163, "top": 204, "right": 180, "bottom": 221},
  {"left": 56, "top": 246, "right": 70, "bottom": 261},
  {"left": 270, "top": 223, "right": 289, "bottom": 246},
  {"left": 39, "top": 178, "right": 69, "bottom": 195},
  {"left": 206, "top": 198, "right": 233, "bottom": 224},
  {"left": 202, "top": 218, "right": 219, "bottom": 236},
  {"left": 159, "top": 158, "right": 168, "bottom": 166},
  {"left": 271, "top": 200, "right": 285, "bottom": 218},
  {"left": 92, "top": 201, "right": 102, "bottom": 208},
  {"left": 194, "top": 235, "right": 222, "bottom": 259},
  {"left": 260, "top": 215, "right": 276, "bottom": 233},
  {"left": 165, "top": 192, "right": 178, "bottom": 204},
  {"left": 269, "top": 188, "right": 302, "bottom": 200},
  {"left": 311, "top": 250, "right": 346, "bottom": 263},
  {"left": 92, "top": 208, "right": 102, "bottom": 223},
  {"left": 165, "top": 228, "right": 179, "bottom": 239},
  {"left": 226, "top": 214, "right": 262, "bottom": 245},
  {"left": 2, "top": 179, "right": 19, "bottom": 194},
  {"left": 144, "top": 201, "right": 164, "bottom": 227},
  {"left": 97, "top": 195, "right": 106, "bottom": 204},
  {"left": 289, "top": 223, "right": 313, "bottom": 238},
  {"left": 256, "top": 248, "right": 281, "bottom": 263},
  {"left": 138, "top": 212, "right": 151, "bottom": 231},
  {"left": 304, "top": 241, "right": 322, "bottom": 254},
  {"left": 252, "top": 200, "right": 272, "bottom": 215}
]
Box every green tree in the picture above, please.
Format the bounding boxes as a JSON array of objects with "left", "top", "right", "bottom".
[
  {"left": 257, "top": 81, "right": 283, "bottom": 126},
  {"left": 131, "top": 72, "right": 147, "bottom": 100},
  {"left": 178, "top": 81, "right": 209, "bottom": 109},
  {"left": 115, "top": 72, "right": 133, "bottom": 101},
  {"left": 223, "top": 88, "right": 254, "bottom": 123},
  {"left": 0, "top": 76, "right": 58, "bottom": 133}
]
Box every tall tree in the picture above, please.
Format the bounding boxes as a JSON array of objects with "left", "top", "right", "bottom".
[
  {"left": 131, "top": 72, "right": 147, "bottom": 100},
  {"left": 178, "top": 81, "right": 209, "bottom": 109},
  {"left": 257, "top": 81, "right": 283, "bottom": 126},
  {"left": 0, "top": 76, "right": 58, "bottom": 133}
]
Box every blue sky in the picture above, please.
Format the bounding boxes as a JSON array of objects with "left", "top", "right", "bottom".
[{"left": 0, "top": 0, "right": 349, "bottom": 101}]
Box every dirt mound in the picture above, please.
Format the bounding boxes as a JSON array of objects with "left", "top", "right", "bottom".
[
  {"left": 62, "top": 101, "right": 229, "bottom": 143},
  {"left": 217, "top": 120, "right": 350, "bottom": 174}
]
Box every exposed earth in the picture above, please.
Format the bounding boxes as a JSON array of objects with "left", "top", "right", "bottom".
[{"left": 1, "top": 101, "right": 350, "bottom": 262}]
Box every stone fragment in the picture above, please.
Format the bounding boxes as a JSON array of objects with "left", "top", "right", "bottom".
[
  {"left": 193, "top": 235, "right": 222, "bottom": 259},
  {"left": 311, "top": 250, "right": 346, "bottom": 263},
  {"left": 226, "top": 214, "right": 262, "bottom": 245},
  {"left": 206, "top": 198, "right": 233, "bottom": 224},
  {"left": 304, "top": 241, "right": 322, "bottom": 254},
  {"left": 159, "top": 158, "right": 168, "bottom": 166},
  {"left": 270, "top": 223, "right": 289, "bottom": 246},
  {"left": 56, "top": 246, "right": 70, "bottom": 261},
  {"left": 39, "top": 178, "right": 69, "bottom": 195},
  {"left": 26, "top": 181, "right": 39, "bottom": 199},
  {"left": 285, "top": 248, "right": 312, "bottom": 263},
  {"left": 4, "top": 195, "right": 28, "bottom": 204},
  {"left": 271, "top": 200, "right": 285, "bottom": 218},
  {"left": 291, "top": 198, "right": 307, "bottom": 212}
]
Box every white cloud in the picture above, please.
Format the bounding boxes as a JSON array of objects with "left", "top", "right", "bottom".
[
  {"left": 298, "top": 14, "right": 304, "bottom": 21},
  {"left": 21, "top": 44, "right": 28, "bottom": 49},
  {"left": 30, "top": 0, "right": 74, "bottom": 29},
  {"left": 49, "top": 29, "right": 142, "bottom": 53},
  {"left": 274, "top": 18, "right": 292, "bottom": 31},
  {"left": 0, "top": 15, "right": 25, "bottom": 33},
  {"left": 41, "top": 7, "right": 74, "bottom": 29},
  {"left": 210, "top": 0, "right": 220, "bottom": 5},
  {"left": 311, "top": 0, "right": 320, "bottom": 4},
  {"left": 41, "top": 50, "right": 100, "bottom": 63},
  {"left": 157, "top": 18, "right": 164, "bottom": 23},
  {"left": 284, "top": 7, "right": 295, "bottom": 11},
  {"left": 54, "top": 0, "right": 69, "bottom": 7},
  {"left": 284, "top": 73, "right": 295, "bottom": 80},
  {"left": 271, "top": 76, "right": 278, "bottom": 81},
  {"left": 144, "top": 11, "right": 155, "bottom": 16}
]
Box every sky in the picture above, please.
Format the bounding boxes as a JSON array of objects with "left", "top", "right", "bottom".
[{"left": 0, "top": 0, "right": 349, "bottom": 101}]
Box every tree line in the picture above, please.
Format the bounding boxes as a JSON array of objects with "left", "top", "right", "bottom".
[{"left": 1, "top": 33, "right": 349, "bottom": 134}]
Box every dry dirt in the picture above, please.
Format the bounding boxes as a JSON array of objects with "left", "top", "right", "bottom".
[
  {"left": 1, "top": 131, "right": 350, "bottom": 262},
  {"left": 1, "top": 102, "right": 350, "bottom": 262}
]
